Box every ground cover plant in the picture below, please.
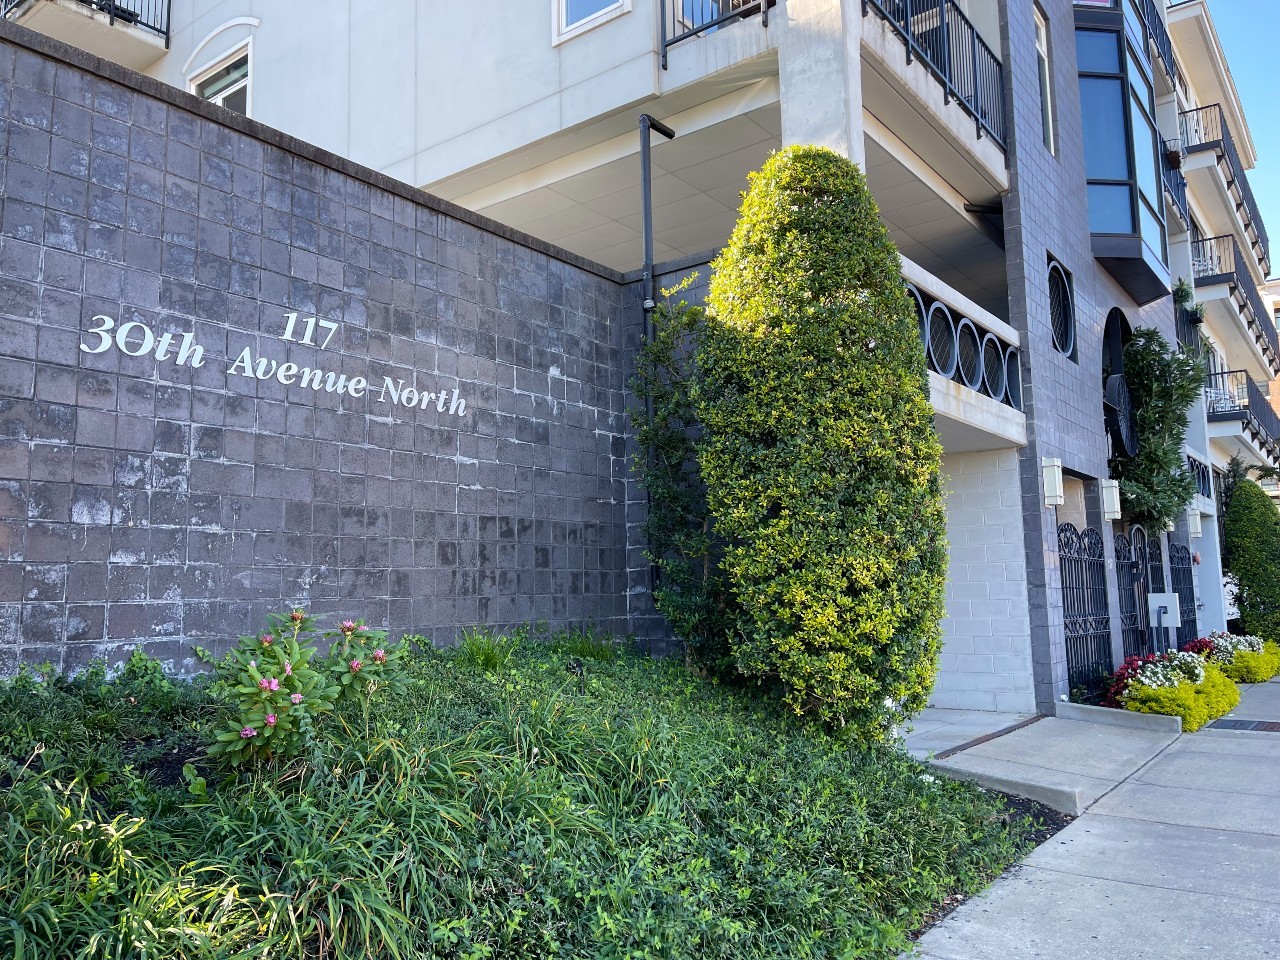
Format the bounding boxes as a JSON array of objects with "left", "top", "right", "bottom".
[
  {"left": 1180, "top": 631, "right": 1280, "bottom": 684},
  {"left": 0, "top": 619, "right": 1036, "bottom": 960},
  {"left": 1103, "top": 647, "right": 1240, "bottom": 731}
]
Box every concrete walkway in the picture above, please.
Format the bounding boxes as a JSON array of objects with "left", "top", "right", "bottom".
[
  {"left": 900, "top": 708, "right": 1036, "bottom": 759},
  {"left": 911, "top": 679, "right": 1280, "bottom": 960}
]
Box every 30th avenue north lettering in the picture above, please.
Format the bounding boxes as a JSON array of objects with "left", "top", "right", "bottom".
[{"left": 78, "top": 313, "right": 467, "bottom": 418}]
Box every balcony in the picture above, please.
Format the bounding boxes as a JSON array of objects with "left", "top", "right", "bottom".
[
  {"left": 1137, "top": 0, "right": 1180, "bottom": 91},
  {"left": 901, "top": 256, "right": 1026, "bottom": 452},
  {"left": 1174, "top": 303, "right": 1204, "bottom": 356},
  {"left": 1180, "top": 104, "right": 1270, "bottom": 275},
  {"left": 1, "top": 0, "right": 170, "bottom": 69},
  {"left": 1161, "top": 139, "right": 1189, "bottom": 230},
  {"left": 1204, "top": 370, "right": 1280, "bottom": 468},
  {"left": 1191, "top": 234, "right": 1278, "bottom": 376},
  {"left": 1186, "top": 454, "right": 1213, "bottom": 501},
  {"left": 861, "top": 0, "right": 1005, "bottom": 146},
  {"left": 659, "top": 0, "right": 773, "bottom": 68}
]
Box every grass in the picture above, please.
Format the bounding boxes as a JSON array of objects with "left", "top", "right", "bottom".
[{"left": 0, "top": 632, "right": 1037, "bottom": 959}]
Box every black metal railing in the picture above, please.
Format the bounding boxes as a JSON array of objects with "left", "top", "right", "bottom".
[
  {"left": 1187, "top": 455, "right": 1213, "bottom": 500},
  {"left": 1138, "top": 0, "right": 1180, "bottom": 90},
  {"left": 1204, "top": 369, "right": 1280, "bottom": 460},
  {"left": 659, "top": 0, "right": 772, "bottom": 68},
  {"left": 1190, "top": 234, "right": 1278, "bottom": 362},
  {"left": 1174, "top": 304, "right": 1204, "bottom": 356},
  {"left": 1160, "top": 139, "right": 1189, "bottom": 228},
  {"left": 1181, "top": 104, "right": 1270, "bottom": 268},
  {"left": 1, "top": 0, "right": 170, "bottom": 42},
  {"left": 905, "top": 276, "right": 1021, "bottom": 409},
  {"left": 1115, "top": 528, "right": 1152, "bottom": 659},
  {"left": 862, "top": 0, "right": 1006, "bottom": 146},
  {"left": 1169, "top": 542, "right": 1197, "bottom": 648}
]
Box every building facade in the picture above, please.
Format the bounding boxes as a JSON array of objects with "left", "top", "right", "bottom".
[{"left": 0, "top": 0, "right": 1273, "bottom": 712}]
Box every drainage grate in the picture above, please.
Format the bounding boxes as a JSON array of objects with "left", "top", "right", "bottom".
[{"left": 1208, "top": 719, "right": 1280, "bottom": 733}]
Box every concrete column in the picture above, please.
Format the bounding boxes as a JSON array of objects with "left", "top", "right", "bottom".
[
  {"left": 776, "top": 0, "right": 865, "bottom": 166},
  {"left": 1193, "top": 514, "right": 1227, "bottom": 634}
]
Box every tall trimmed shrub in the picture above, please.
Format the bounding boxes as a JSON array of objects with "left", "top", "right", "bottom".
[
  {"left": 1223, "top": 478, "right": 1280, "bottom": 640},
  {"left": 697, "top": 145, "right": 947, "bottom": 735}
]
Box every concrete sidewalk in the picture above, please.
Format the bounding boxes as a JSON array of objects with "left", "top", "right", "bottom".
[{"left": 911, "top": 679, "right": 1280, "bottom": 960}]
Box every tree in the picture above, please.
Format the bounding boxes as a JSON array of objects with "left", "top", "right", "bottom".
[
  {"left": 696, "top": 145, "right": 947, "bottom": 736},
  {"left": 1223, "top": 478, "right": 1280, "bottom": 641}
]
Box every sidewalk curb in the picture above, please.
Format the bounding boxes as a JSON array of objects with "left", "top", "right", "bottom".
[
  {"left": 926, "top": 762, "right": 1086, "bottom": 817},
  {"left": 1051, "top": 701, "right": 1183, "bottom": 733}
]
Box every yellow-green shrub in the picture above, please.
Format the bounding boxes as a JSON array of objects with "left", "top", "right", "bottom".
[
  {"left": 1221, "top": 641, "right": 1280, "bottom": 683},
  {"left": 698, "top": 145, "right": 947, "bottom": 736},
  {"left": 1124, "top": 663, "right": 1239, "bottom": 731}
]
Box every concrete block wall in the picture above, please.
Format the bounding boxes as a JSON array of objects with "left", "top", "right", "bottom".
[
  {"left": 0, "top": 23, "right": 639, "bottom": 676},
  {"left": 935, "top": 448, "right": 1036, "bottom": 713}
]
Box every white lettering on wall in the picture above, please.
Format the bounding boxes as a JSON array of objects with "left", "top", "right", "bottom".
[{"left": 77, "top": 313, "right": 466, "bottom": 419}]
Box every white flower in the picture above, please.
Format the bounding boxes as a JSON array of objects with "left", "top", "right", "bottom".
[{"left": 920, "top": 773, "right": 936, "bottom": 784}]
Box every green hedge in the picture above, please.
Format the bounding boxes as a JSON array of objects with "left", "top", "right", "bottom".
[
  {"left": 699, "top": 145, "right": 947, "bottom": 735},
  {"left": 1124, "top": 664, "right": 1240, "bottom": 731},
  {"left": 1221, "top": 641, "right": 1280, "bottom": 683},
  {"left": 1223, "top": 479, "right": 1280, "bottom": 641}
]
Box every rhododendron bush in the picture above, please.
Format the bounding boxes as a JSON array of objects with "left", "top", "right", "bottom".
[{"left": 205, "top": 609, "right": 404, "bottom": 764}]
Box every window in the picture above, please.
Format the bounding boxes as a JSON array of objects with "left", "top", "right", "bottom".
[
  {"left": 554, "top": 0, "right": 631, "bottom": 43},
  {"left": 1048, "top": 258, "right": 1076, "bottom": 359},
  {"left": 194, "top": 50, "right": 249, "bottom": 116},
  {"left": 1034, "top": 6, "right": 1056, "bottom": 153}
]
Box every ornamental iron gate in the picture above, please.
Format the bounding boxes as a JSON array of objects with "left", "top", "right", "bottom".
[
  {"left": 1169, "top": 542, "right": 1197, "bottom": 647},
  {"left": 1114, "top": 528, "right": 1150, "bottom": 658},
  {"left": 1059, "top": 523, "right": 1113, "bottom": 699},
  {"left": 1146, "top": 532, "right": 1167, "bottom": 594}
]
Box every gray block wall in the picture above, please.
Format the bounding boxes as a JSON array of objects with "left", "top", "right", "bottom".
[
  {"left": 0, "top": 23, "right": 642, "bottom": 675},
  {"left": 999, "top": 0, "right": 1180, "bottom": 708}
]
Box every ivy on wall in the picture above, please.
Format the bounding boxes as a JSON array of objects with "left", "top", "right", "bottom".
[{"left": 1111, "top": 328, "right": 1206, "bottom": 527}]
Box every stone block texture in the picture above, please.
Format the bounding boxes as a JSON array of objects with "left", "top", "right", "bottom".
[
  {"left": 935, "top": 449, "right": 1036, "bottom": 713},
  {"left": 0, "top": 26, "right": 638, "bottom": 673}
]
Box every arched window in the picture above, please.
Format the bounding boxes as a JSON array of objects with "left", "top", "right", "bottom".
[{"left": 1048, "top": 258, "right": 1075, "bottom": 358}]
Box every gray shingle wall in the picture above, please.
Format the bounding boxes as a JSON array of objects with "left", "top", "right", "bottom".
[
  {"left": 0, "top": 30, "right": 636, "bottom": 675},
  {"left": 1000, "top": 0, "right": 1178, "bottom": 707}
]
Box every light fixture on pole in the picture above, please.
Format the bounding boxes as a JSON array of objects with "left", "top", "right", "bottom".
[
  {"left": 639, "top": 113, "right": 676, "bottom": 315},
  {"left": 1101, "top": 479, "right": 1122, "bottom": 521},
  {"left": 1042, "top": 458, "right": 1065, "bottom": 507}
]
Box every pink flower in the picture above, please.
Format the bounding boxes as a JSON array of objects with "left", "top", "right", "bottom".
[
  {"left": 341, "top": 620, "right": 357, "bottom": 635},
  {"left": 372, "top": 649, "right": 387, "bottom": 664},
  {"left": 284, "top": 661, "right": 293, "bottom": 676},
  {"left": 291, "top": 693, "right": 303, "bottom": 705},
  {"left": 269, "top": 678, "right": 279, "bottom": 691},
  {"left": 290, "top": 610, "right": 305, "bottom": 623},
  {"left": 260, "top": 634, "right": 273, "bottom": 646},
  {"left": 240, "top": 727, "right": 257, "bottom": 739},
  {"left": 266, "top": 714, "right": 277, "bottom": 726},
  {"left": 349, "top": 659, "right": 363, "bottom": 673},
  {"left": 258, "top": 678, "right": 271, "bottom": 691}
]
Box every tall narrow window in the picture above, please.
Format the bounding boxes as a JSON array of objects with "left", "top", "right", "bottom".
[
  {"left": 1035, "top": 6, "right": 1056, "bottom": 153},
  {"left": 194, "top": 51, "right": 249, "bottom": 116}
]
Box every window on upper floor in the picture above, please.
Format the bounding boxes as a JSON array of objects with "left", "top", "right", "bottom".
[
  {"left": 555, "top": 0, "right": 631, "bottom": 44},
  {"left": 193, "top": 48, "right": 249, "bottom": 116},
  {"left": 1035, "top": 5, "right": 1057, "bottom": 154}
]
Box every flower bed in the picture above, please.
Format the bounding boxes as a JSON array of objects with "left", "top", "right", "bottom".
[
  {"left": 1104, "top": 649, "right": 1239, "bottom": 732},
  {"left": 1180, "top": 631, "right": 1280, "bottom": 684}
]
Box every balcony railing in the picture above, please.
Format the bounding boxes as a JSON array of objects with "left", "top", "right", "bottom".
[
  {"left": 1186, "top": 455, "right": 1213, "bottom": 500},
  {"left": 905, "top": 277, "right": 1021, "bottom": 410},
  {"left": 1174, "top": 303, "right": 1204, "bottom": 356},
  {"left": 1138, "top": 0, "right": 1181, "bottom": 90},
  {"left": 862, "top": 0, "right": 1006, "bottom": 146},
  {"left": 659, "top": 0, "right": 772, "bottom": 68},
  {"left": 1, "top": 0, "right": 171, "bottom": 43},
  {"left": 1160, "top": 139, "right": 1189, "bottom": 228},
  {"left": 1205, "top": 370, "right": 1280, "bottom": 462},
  {"left": 1181, "top": 104, "right": 1270, "bottom": 269},
  {"left": 1191, "top": 234, "right": 1278, "bottom": 363}
]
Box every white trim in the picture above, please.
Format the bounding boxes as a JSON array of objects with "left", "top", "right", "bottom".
[
  {"left": 552, "top": 0, "right": 631, "bottom": 46},
  {"left": 181, "top": 17, "right": 261, "bottom": 75},
  {"left": 188, "top": 40, "right": 253, "bottom": 119}
]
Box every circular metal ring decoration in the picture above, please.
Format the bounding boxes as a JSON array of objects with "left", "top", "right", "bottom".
[
  {"left": 1048, "top": 261, "right": 1075, "bottom": 357},
  {"left": 1004, "top": 346, "right": 1022, "bottom": 410},
  {"left": 956, "top": 317, "right": 983, "bottom": 390},
  {"left": 1105, "top": 373, "right": 1139, "bottom": 458},
  {"left": 980, "top": 332, "right": 1007, "bottom": 402},
  {"left": 926, "top": 302, "right": 959, "bottom": 379},
  {"left": 905, "top": 283, "right": 926, "bottom": 341}
]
